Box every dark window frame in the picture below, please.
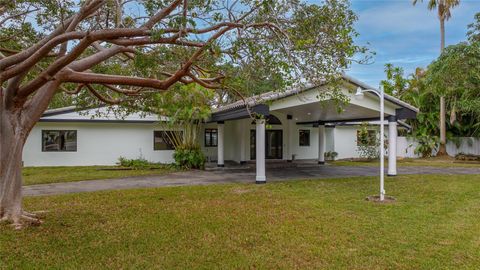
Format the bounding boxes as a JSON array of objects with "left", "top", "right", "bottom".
[
  {"left": 41, "top": 130, "right": 77, "bottom": 152},
  {"left": 153, "top": 130, "right": 179, "bottom": 151},
  {"left": 299, "top": 129, "right": 310, "bottom": 146},
  {"left": 204, "top": 128, "right": 218, "bottom": 147}
]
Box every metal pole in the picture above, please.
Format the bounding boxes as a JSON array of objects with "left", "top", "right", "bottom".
[{"left": 379, "top": 87, "right": 385, "bottom": 201}]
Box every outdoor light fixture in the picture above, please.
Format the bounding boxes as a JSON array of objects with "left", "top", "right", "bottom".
[
  {"left": 355, "top": 87, "right": 365, "bottom": 97},
  {"left": 355, "top": 86, "right": 386, "bottom": 201}
]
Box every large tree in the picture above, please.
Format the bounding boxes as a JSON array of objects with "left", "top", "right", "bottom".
[
  {"left": 0, "top": 0, "right": 365, "bottom": 228},
  {"left": 424, "top": 41, "right": 480, "bottom": 136},
  {"left": 412, "top": 0, "right": 460, "bottom": 155}
]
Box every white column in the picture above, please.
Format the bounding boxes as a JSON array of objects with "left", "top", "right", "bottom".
[
  {"left": 387, "top": 116, "right": 397, "bottom": 176},
  {"left": 318, "top": 123, "right": 326, "bottom": 164},
  {"left": 255, "top": 119, "right": 266, "bottom": 183},
  {"left": 289, "top": 116, "right": 296, "bottom": 161},
  {"left": 239, "top": 120, "right": 246, "bottom": 164},
  {"left": 286, "top": 115, "right": 292, "bottom": 162},
  {"left": 217, "top": 121, "right": 224, "bottom": 167}
]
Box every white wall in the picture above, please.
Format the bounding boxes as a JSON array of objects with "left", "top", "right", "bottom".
[
  {"left": 333, "top": 126, "right": 394, "bottom": 160},
  {"left": 24, "top": 120, "right": 416, "bottom": 167},
  {"left": 396, "top": 137, "right": 420, "bottom": 158},
  {"left": 333, "top": 126, "right": 359, "bottom": 159},
  {"left": 397, "top": 136, "right": 480, "bottom": 158},
  {"left": 23, "top": 122, "right": 175, "bottom": 166},
  {"left": 446, "top": 137, "right": 480, "bottom": 156}
]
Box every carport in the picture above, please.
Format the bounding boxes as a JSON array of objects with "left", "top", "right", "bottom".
[{"left": 208, "top": 75, "right": 418, "bottom": 183}]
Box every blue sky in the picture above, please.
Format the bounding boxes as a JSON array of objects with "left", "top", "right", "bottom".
[{"left": 344, "top": 0, "right": 480, "bottom": 87}]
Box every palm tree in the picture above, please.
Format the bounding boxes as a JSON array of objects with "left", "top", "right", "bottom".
[{"left": 413, "top": 0, "right": 460, "bottom": 155}]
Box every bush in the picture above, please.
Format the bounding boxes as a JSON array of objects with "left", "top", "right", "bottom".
[
  {"left": 413, "top": 135, "right": 438, "bottom": 158},
  {"left": 324, "top": 151, "right": 338, "bottom": 161},
  {"left": 117, "top": 156, "right": 153, "bottom": 169},
  {"left": 173, "top": 146, "right": 206, "bottom": 169},
  {"left": 357, "top": 145, "right": 379, "bottom": 160},
  {"left": 455, "top": 152, "right": 480, "bottom": 161}
]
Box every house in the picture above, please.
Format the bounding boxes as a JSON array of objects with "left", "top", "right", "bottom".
[{"left": 23, "top": 75, "right": 418, "bottom": 182}]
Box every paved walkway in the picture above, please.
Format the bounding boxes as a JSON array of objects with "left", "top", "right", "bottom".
[{"left": 23, "top": 164, "right": 480, "bottom": 196}]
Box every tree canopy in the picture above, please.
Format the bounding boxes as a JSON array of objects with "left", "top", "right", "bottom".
[
  {"left": 0, "top": 0, "right": 368, "bottom": 112},
  {"left": 381, "top": 12, "right": 480, "bottom": 141}
]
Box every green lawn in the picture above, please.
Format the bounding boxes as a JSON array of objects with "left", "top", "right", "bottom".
[
  {"left": 2, "top": 174, "right": 480, "bottom": 269},
  {"left": 332, "top": 156, "right": 480, "bottom": 168},
  {"left": 22, "top": 166, "right": 176, "bottom": 186}
]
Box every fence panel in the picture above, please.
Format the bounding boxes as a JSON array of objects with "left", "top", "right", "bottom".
[{"left": 397, "top": 137, "right": 480, "bottom": 158}]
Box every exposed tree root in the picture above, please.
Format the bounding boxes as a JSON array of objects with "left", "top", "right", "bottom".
[{"left": 0, "top": 209, "right": 44, "bottom": 229}]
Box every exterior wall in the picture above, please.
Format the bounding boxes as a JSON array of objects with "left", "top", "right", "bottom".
[
  {"left": 24, "top": 120, "right": 409, "bottom": 167},
  {"left": 23, "top": 122, "right": 175, "bottom": 166},
  {"left": 291, "top": 125, "right": 318, "bottom": 160},
  {"left": 333, "top": 126, "right": 360, "bottom": 159},
  {"left": 333, "top": 126, "right": 392, "bottom": 160}
]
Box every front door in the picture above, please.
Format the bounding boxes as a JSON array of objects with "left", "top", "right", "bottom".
[{"left": 250, "top": 130, "right": 283, "bottom": 160}]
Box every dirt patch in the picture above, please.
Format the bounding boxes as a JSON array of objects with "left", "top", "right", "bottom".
[{"left": 365, "top": 195, "right": 396, "bottom": 203}]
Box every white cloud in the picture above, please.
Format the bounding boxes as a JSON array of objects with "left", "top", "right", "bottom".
[{"left": 386, "top": 56, "right": 434, "bottom": 64}]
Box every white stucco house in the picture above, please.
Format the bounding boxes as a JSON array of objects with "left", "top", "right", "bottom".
[{"left": 23, "top": 75, "right": 418, "bottom": 183}]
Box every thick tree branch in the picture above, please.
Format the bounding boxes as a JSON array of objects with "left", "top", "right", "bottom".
[
  {"left": 68, "top": 45, "right": 135, "bottom": 72},
  {"left": 61, "top": 70, "right": 172, "bottom": 90},
  {"left": 0, "top": 0, "right": 105, "bottom": 71}
]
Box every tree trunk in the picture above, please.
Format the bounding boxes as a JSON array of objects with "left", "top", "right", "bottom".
[
  {"left": 0, "top": 105, "right": 39, "bottom": 228},
  {"left": 437, "top": 18, "right": 447, "bottom": 156}
]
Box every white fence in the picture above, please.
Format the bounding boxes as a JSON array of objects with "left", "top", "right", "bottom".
[{"left": 397, "top": 137, "right": 480, "bottom": 158}]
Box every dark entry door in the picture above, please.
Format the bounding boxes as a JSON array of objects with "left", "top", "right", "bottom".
[{"left": 250, "top": 130, "right": 283, "bottom": 160}]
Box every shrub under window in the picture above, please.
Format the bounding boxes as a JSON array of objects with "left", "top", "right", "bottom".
[{"left": 42, "top": 130, "right": 77, "bottom": 152}]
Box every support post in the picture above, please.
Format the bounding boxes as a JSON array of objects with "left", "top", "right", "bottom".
[
  {"left": 318, "top": 123, "right": 325, "bottom": 164},
  {"left": 239, "top": 120, "right": 246, "bottom": 165},
  {"left": 380, "top": 88, "right": 385, "bottom": 201},
  {"left": 217, "top": 121, "right": 224, "bottom": 167},
  {"left": 286, "top": 115, "right": 293, "bottom": 162},
  {"left": 387, "top": 116, "right": 397, "bottom": 176},
  {"left": 255, "top": 119, "right": 266, "bottom": 183}
]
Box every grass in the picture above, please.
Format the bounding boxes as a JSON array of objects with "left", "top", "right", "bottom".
[
  {"left": 22, "top": 165, "right": 176, "bottom": 186},
  {"left": 332, "top": 156, "right": 480, "bottom": 168},
  {"left": 2, "top": 174, "right": 480, "bottom": 269}
]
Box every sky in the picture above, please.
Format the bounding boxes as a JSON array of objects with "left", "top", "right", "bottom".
[{"left": 343, "top": 0, "right": 480, "bottom": 87}]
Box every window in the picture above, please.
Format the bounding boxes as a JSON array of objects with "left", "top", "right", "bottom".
[
  {"left": 357, "top": 129, "right": 377, "bottom": 146},
  {"left": 42, "top": 130, "right": 77, "bottom": 152},
  {"left": 154, "top": 131, "right": 179, "bottom": 150},
  {"left": 204, "top": 128, "right": 218, "bottom": 147},
  {"left": 299, "top": 130, "right": 310, "bottom": 146}
]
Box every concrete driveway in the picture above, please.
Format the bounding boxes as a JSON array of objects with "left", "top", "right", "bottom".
[{"left": 23, "top": 163, "right": 480, "bottom": 196}]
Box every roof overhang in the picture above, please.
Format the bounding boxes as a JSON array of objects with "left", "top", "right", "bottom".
[
  {"left": 213, "top": 75, "right": 419, "bottom": 122},
  {"left": 209, "top": 104, "right": 269, "bottom": 122}
]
